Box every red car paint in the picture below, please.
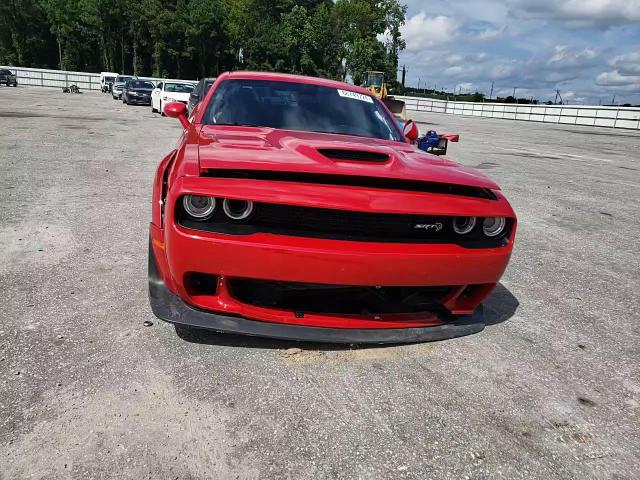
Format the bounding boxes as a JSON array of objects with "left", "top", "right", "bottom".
[{"left": 151, "top": 71, "right": 516, "bottom": 340}]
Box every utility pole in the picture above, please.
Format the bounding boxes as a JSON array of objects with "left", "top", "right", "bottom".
[
  {"left": 489, "top": 81, "right": 494, "bottom": 100},
  {"left": 611, "top": 94, "right": 616, "bottom": 105},
  {"left": 512, "top": 86, "right": 517, "bottom": 103},
  {"left": 418, "top": 77, "right": 421, "bottom": 90},
  {"left": 401, "top": 65, "right": 406, "bottom": 88}
]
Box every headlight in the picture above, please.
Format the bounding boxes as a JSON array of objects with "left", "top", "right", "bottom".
[
  {"left": 453, "top": 216, "right": 476, "bottom": 235},
  {"left": 482, "top": 217, "right": 506, "bottom": 237},
  {"left": 223, "top": 199, "right": 254, "bottom": 220},
  {"left": 183, "top": 195, "right": 216, "bottom": 220}
]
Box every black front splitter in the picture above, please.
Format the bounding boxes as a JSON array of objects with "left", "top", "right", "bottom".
[{"left": 148, "top": 240, "right": 485, "bottom": 344}]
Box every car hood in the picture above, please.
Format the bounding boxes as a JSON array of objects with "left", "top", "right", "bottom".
[{"left": 196, "top": 126, "right": 499, "bottom": 190}]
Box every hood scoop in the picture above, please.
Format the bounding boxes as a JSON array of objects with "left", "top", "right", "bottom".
[{"left": 317, "top": 148, "right": 389, "bottom": 163}]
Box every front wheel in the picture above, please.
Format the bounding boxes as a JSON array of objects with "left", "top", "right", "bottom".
[{"left": 160, "top": 101, "right": 165, "bottom": 116}]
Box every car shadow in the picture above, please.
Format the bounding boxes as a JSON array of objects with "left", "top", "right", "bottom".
[{"left": 174, "top": 282, "right": 519, "bottom": 350}]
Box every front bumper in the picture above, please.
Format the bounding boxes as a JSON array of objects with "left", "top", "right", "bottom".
[
  {"left": 150, "top": 175, "right": 515, "bottom": 341},
  {"left": 149, "top": 241, "right": 485, "bottom": 344},
  {"left": 127, "top": 96, "right": 151, "bottom": 105}
]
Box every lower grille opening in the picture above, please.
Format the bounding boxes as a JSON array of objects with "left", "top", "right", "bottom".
[
  {"left": 186, "top": 272, "right": 218, "bottom": 296},
  {"left": 229, "top": 279, "right": 454, "bottom": 315}
]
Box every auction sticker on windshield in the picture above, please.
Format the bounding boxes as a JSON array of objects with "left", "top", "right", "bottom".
[{"left": 337, "top": 89, "right": 374, "bottom": 103}]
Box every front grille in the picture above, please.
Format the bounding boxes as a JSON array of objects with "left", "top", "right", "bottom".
[
  {"left": 229, "top": 278, "right": 454, "bottom": 315},
  {"left": 176, "top": 200, "right": 512, "bottom": 247}
]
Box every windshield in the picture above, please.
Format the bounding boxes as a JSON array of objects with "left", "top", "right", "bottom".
[
  {"left": 203, "top": 79, "right": 403, "bottom": 142},
  {"left": 165, "top": 83, "right": 194, "bottom": 93},
  {"left": 116, "top": 76, "right": 133, "bottom": 83},
  {"left": 366, "top": 73, "right": 384, "bottom": 87},
  {"left": 130, "top": 81, "right": 154, "bottom": 89},
  {"left": 104, "top": 76, "right": 115, "bottom": 82}
]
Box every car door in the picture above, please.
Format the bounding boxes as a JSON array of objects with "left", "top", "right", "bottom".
[{"left": 152, "top": 82, "right": 163, "bottom": 110}]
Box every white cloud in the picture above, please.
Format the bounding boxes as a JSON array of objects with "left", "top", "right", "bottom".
[
  {"left": 509, "top": 0, "right": 640, "bottom": 28},
  {"left": 401, "top": 14, "right": 460, "bottom": 51},
  {"left": 475, "top": 25, "right": 507, "bottom": 41},
  {"left": 596, "top": 70, "right": 640, "bottom": 87},
  {"left": 545, "top": 46, "right": 598, "bottom": 67},
  {"left": 609, "top": 50, "right": 640, "bottom": 75}
]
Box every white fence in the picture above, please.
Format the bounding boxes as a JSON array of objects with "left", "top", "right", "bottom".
[
  {"left": 0, "top": 65, "right": 194, "bottom": 91},
  {"left": 1, "top": 65, "right": 101, "bottom": 90},
  {"left": 395, "top": 95, "right": 640, "bottom": 130}
]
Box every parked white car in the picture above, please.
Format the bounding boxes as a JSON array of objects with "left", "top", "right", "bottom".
[{"left": 151, "top": 81, "right": 196, "bottom": 115}]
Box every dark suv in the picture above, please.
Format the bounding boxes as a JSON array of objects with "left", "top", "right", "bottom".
[
  {"left": 122, "top": 80, "right": 155, "bottom": 105},
  {"left": 187, "top": 77, "right": 216, "bottom": 115},
  {"left": 0, "top": 69, "right": 18, "bottom": 86}
]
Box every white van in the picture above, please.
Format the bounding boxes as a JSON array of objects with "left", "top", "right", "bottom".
[{"left": 100, "top": 72, "right": 119, "bottom": 93}]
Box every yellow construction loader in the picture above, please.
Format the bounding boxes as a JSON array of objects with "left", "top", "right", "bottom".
[{"left": 362, "top": 71, "right": 406, "bottom": 120}]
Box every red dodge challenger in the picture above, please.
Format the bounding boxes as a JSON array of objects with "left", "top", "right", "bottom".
[{"left": 149, "top": 71, "right": 516, "bottom": 343}]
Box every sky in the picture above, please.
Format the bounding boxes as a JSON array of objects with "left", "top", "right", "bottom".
[{"left": 396, "top": 0, "right": 640, "bottom": 104}]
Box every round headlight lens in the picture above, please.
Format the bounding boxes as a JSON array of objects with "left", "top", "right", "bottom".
[
  {"left": 183, "top": 195, "right": 215, "bottom": 220},
  {"left": 482, "top": 217, "right": 506, "bottom": 237},
  {"left": 223, "top": 199, "right": 254, "bottom": 220},
  {"left": 453, "top": 216, "right": 476, "bottom": 235}
]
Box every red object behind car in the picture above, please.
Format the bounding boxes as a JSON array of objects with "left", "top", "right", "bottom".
[{"left": 149, "top": 71, "right": 516, "bottom": 343}]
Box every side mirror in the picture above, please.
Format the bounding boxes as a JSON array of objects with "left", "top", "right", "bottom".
[
  {"left": 403, "top": 120, "right": 419, "bottom": 142},
  {"left": 164, "top": 102, "right": 190, "bottom": 129}
]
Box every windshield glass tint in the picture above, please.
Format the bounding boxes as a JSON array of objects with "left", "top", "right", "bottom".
[
  {"left": 203, "top": 79, "right": 403, "bottom": 142},
  {"left": 165, "top": 83, "right": 194, "bottom": 93},
  {"left": 367, "top": 73, "right": 384, "bottom": 87},
  {"left": 117, "top": 76, "right": 132, "bottom": 82},
  {"left": 104, "top": 76, "right": 115, "bottom": 82},
  {"left": 130, "top": 81, "right": 154, "bottom": 89}
]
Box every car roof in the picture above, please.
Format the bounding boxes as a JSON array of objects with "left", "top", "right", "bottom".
[{"left": 223, "top": 71, "right": 373, "bottom": 96}]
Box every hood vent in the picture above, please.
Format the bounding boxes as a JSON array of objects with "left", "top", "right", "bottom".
[{"left": 317, "top": 148, "right": 389, "bottom": 163}]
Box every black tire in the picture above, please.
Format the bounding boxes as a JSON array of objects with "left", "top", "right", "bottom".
[{"left": 160, "top": 100, "right": 165, "bottom": 116}]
